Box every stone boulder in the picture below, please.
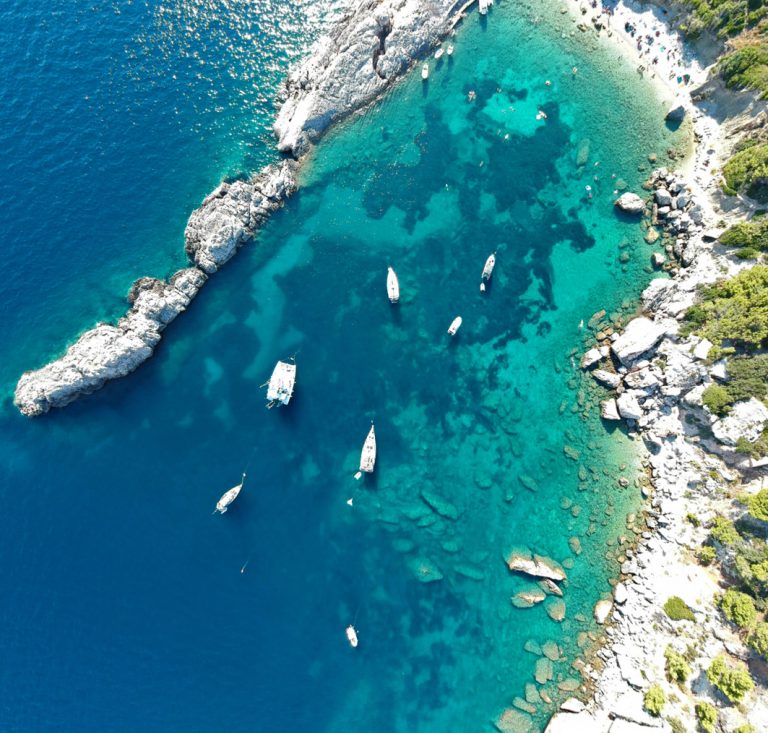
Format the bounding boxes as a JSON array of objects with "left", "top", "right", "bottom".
[
  {"left": 654, "top": 188, "right": 673, "bottom": 207},
  {"left": 712, "top": 398, "right": 768, "bottom": 447},
  {"left": 581, "top": 348, "right": 603, "bottom": 369},
  {"left": 611, "top": 317, "right": 666, "bottom": 366},
  {"left": 594, "top": 599, "right": 613, "bottom": 624},
  {"left": 601, "top": 399, "right": 621, "bottom": 421},
  {"left": 665, "top": 98, "right": 687, "bottom": 122},
  {"left": 506, "top": 551, "right": 566, "bottom": 582},
  {"left": 614, "top": 192, "right": 646, "bottom": 214},
  {"left": 544, "top": 712, "right": 596, "bottom": 733},
  {"left": 593, "top": 369, "right": 621, "bottom": 389},
  {"left": 617, "top": 393, "right": 643, "bottom": 420}
]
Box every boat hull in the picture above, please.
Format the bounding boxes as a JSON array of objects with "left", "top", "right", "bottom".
[{"left": 266, "top": 360, "right": 296, "bottom": 406}]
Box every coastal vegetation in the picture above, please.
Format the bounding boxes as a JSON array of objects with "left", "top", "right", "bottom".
[
  {"left": 722, "top": 142, "right": 768, "bottom": 200},
  {"left": 683, "top": 1, "right": 768, "bottom": 37},
  {"left": 664, "top": 595, "right": 697, "bottom": 621},
  {"left": 664, "top": 646, "right": 692, "bottom": 683},
  {"left": 719, "top": 588, "right": 758, "bottom": 627},
  {"left": 695, "top": 700, "right": 718, "bottom": 732},
  {"left": 706, "top": 654, "right": 754, "bottom": 701},
  {"left": 643, "top": 683, "right": 666, "bottom": 715}
]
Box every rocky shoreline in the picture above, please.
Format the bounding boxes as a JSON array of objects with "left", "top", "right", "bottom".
[
  {"left": 13, "top": 0, "right": 470, "bottom": 417},
  {"left": 546, "top": 4, "right": 768, "bottom": 731}
]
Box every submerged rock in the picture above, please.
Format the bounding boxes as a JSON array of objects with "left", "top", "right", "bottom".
[
  {"left": 495, "top": 708, "right": 533, "bottom": 733},
  {"left": 408, "top": 558, "right": 443, "bottom": 583},
  {"left": 14, "top": 268, "right": 207, "bottom": 417},
  {"left": 507, "top": 551, "right": 567, "bottom": 582},
  {"left": 420, "top": 490, "right": 459, "bottom": 520},
  {"left": 512, "top": 588, "right": 547, "bottom": 609},
  {"left": 545, "top": 598, "right": 566, "bottom": 622},
  {"left": 535, "top": 656, "right": 554, "bottom": 684}
]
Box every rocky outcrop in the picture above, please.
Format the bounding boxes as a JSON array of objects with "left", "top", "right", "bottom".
[
  {"left": 611, "top": 317, "right": 667, "bottom": 366},
  {"left": 711, "top": 398, "right": 768, "bottom": 447},
  {"left": 614, "top": 192, "right": 646, "bottom": 214},
  {"left": 506, "top": 551, "right": 567, "bottom": 582},
  {"left": 184, "top": 162, "right": 297, "bottom": 274},
  {"left": 14, "top": 268, "right": 207, "bottom": 416},
  {"left": 273, "top": 0, "right": 465, "bottom": 156}
]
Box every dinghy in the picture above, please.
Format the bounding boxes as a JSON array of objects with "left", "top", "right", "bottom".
[
  {"left": 447, "top": 44, "right": 454, "bottom": 56},
  {"left": 215, "top": 473, "right": 245, "bottom": 514},
  {"left": 354, "top": 424, "right": 376, "bottom": 479},
  {"left": 346, "top": 625, "right": 359, "bottom": 648},
  {"left": 421, "top": 63, "right": 429, "bottom": 80},
  {"left": 266, "top": 359, "right": 296, "bottom": 407},
  {"left": 480, "top": 251, "right": 496, "bottom": 292},
  {"left": 387, "top": 267, "right": 400, "bottom": 303},
  {"left": 447, "top": 316, "right": 462, "bottom": 336}
]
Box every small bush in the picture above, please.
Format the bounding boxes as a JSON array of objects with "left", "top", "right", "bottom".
[
  {"left": 719, "top": 589, "right": 758, "bottom": 628},
  {"left": 664, "top": 646, "right": 691, "bottom": 684},
  {"left": 695, "top": 701, "right": 717, "bottom": 733},
  {"left": 664, "top": 596, "right": 696, "bottom": 622},
  {"left": 667, "top": 717, "right": 686, "bottom": 733},
  {"left": 707, "top": 654, "right": 754, "bottom": 702},
  {"left": 748, "top": 488, "right": 768, "bottom": 521},
  {"left": 643, "top": 684, "right": 665, "bottom": 716},
  {"left": 686, "top": 512, "right": 701, "bottom": 527},
  {"left": 697, "top": 546, "right": 716, "bottom": 566},
  {"left": 720, "top": 220, "right": 768, "bottom": 250},
  {"left": 710, "top": 516, "right": 740, "bottom": 546},
  {"left": 722, "top": 142, "right": 768, "bottom": 202},
  {"left": 702, "top": 384, "right": 733, "bottom": 415},
  {"left": 735, "top": 723, "right": 756, "bottom": 733},
  {"left": 735, "top": 247, "right": 760, "bottom": 259},
  {"left": 748, "top": 622, "right": 768, "bottom": 658}
]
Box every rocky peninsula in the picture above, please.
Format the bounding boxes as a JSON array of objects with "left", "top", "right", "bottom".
[{"left": 14, "top": 0, "right": 469, "bottom": 417}]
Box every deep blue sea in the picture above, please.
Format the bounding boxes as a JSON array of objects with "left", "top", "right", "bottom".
[{"left": 0, "top": 2, "right": 685, "bottom": 732}]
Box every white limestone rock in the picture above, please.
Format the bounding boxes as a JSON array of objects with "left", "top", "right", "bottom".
[
  {"left": 617, "top": 393, "right": 643, "bottom": 420},
  {"left": 594, "top": 599, "right": 613, "bottom": 624},
  {"left": 14, "top": 268, "right": 207, "bottom": 417},
  {"left": 611, "top": 318, "right": 666, "bottom": 366},
  {"left": 614, "top": 192, "right": 646, "bottom": 214},
  {"left": 184, "top": 162, "right": 297, "bottom": 274},
  {"left": 544, "top": 712, "right": 597, "bottom": 733},
  {"left": 581, "top": 348, "right": 603, "bottom": 369},
  {"left": 614, "top": 582, "right": 628, "bottom": 604},
  {"left": 601, "top": 399, "right": 621, "bottom": 421},
  {"left": 593, "top": 369, "right": 622, "bottom": 389},
  {"left": 712, "top": 398, "right": 768, "bottom": 446},
  {"left": 692, "top": 338, "right": 713, "bottom": 361},
  {"left": 654, "top": 188, "right": 673, "bottom": 207},
  {"left": 559, "top": 698, "right": 585, "bottom": 714}
]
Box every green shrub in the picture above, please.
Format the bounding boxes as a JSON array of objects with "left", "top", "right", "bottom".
[
  {"left": 719, "top": 589, "right": 758, "bottom": 628},
  {"left": 748, "top": 621, "right": 768, "bottom": 658},
  {"left": 735, "top": 723, "right": 756, "bottom": 733},
  {"left": 667, "top": 717, "right": 686, "bottom": 733},
  {"left": 702, "top": 384, "right": 733, "bottom": 415},
  {"left": 720, "top": 220, "right": 768, "bottom": 250},
  {"left": 698, "top": 546, "right": 717, "bottom": 566},
  {"left": 688, "top": 1, "right": 768, "bottom": 37},
  {"left": 683, "top": 267, "right": 768, "bottom": 349},
  {"left": 722, "top": 143, "right": 768, "bottom": 202},
  {"left": 686, "top": 512, "right": 701, "bottom": 527},
  {"left": 707, "top": 654, "right": 754, "bottom": 702},
  {"left": 695, "top": 701, "right": 717, "bottom": 733},
  {"left": 664, "top": 646, "right": 691, "bottom": 684},
  {"left": 724, "top": 354, "right": 768, "bottom": 402},
  {"left": 735, "top": 246, "right": 760, "bottom": 259},
  {"left": 664, "top": 596, "right": 696, "bottom": 622},
  {"left": 748, "top": 488, "right": 768, "bottom": 521},
  {"left": 710, "top": 516, "right": 740, "bottom": 546},
  {"left": 643, "top": 684, "right": 666, "bottom": 716}
]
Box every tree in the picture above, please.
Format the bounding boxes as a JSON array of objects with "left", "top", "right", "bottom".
[
  {"left": 702, "top": 384, "right": 733, "bottom": 415},
  {"left": 748, "top": 622, "right": 768, "bottom": 658},
  {"left": 719, "top": 589, "right": 758, "bottom": 628},
  {"left": 664, "top": 646, "right": 691, "bottom": 684},
  {"left": 748, "top": 488, "right": 768, "bottom": 521},
  {"left": 696, "top": 701, "right": 717, "bottom": 733},
  {"left": 707, "top": 654, "right": 754, "bottom": 702},
  {"left": 643, "top": 684, "right": 665, "bottom": 716},
  {"left": 663, "top": 596, "right": 696, "bottom": 622}
]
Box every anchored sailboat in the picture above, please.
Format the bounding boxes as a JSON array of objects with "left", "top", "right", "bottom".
[
  {"left": 354, "top": 424, "right": 376, "bottom": 479},
  {"left": 346, "top": 625, "right": 359, "bottom": 648},
  {"left": 387, "top": 267, "right": 400, "bottom": 303},
  {"left": 266, "top": 359, "right": 296, "bottom": 408},
  {"left": 480, "top": 251, "right": 496, "bottom": 292},
  {"left": 215, "top": 473, "right": 246, "bottom": 514}
]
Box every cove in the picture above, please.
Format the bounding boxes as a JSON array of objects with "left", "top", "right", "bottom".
[{"left": 0, "top": 2, "right": 684, "bottom": 732}]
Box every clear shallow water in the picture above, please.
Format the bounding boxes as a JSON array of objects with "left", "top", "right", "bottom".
[{"left": 0, "top": 2, "right": 684, "bottom": 732}]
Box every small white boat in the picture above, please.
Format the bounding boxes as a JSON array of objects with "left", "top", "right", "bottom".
[
  {"left": 447, "top": 316, "right": 462, "bottom": 336},
  {"left": 480, "top": 251, "right": 496, "bottom": 292},
  {"left": 446, "top": 44, "right": 454, "bottom": 56},
  {"left": 421, "top": 63, "right": 429, "bottom": 80},
  {"left": 387, "top": 266, "right": 400, "bottom": 303},
  {"left": 354, "top": 424, "right": 376, "bottom": 479},
  {"left": 215, "top": 473, "right": 246, "bottom": 514},
  {"left": 266, "top": 359, "right": 296, "bottom": 407},
  {"left": 434, "top": 48, "right": 444, "bottom": 60},
  {"left": 346, "top": 625, "right": 359, "bottom": 648},
  {"left": 479, "top": 0, "right": 493, "bottom": 14}
]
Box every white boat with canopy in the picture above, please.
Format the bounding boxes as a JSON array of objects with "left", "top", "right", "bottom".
[
  {"left": 387, "top": 267, "right": 400, "bottom": 303},
  {"left": 480, "top": 252, "right": 496, "bottom": 292},
  {"left": 447, "top": 316, "right": 462, "bottom": 336},
  {"left": 354, "top": 424, "right": 376, "bottom": 479},
  {"left": 266, "top": 359, "right": 296, "bottom": 408},
  {"left": 215, "top": 473, "right": 245, "bottom": 514},
  {"left": 346, "top": 625, "right": 359, "bottom": 648},
  {"left": 421, "top": 63, "right": 429, "bottom": 80}
]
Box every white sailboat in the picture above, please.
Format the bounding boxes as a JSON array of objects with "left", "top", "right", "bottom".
[
  {"left": 421, "top": 62, "right": 429, "bottom": 80},
  {"left": 346, "top": 625, "right": 359, "bottom": 648},
  {"left": 215, "top": 473, "right": 246, "bottom": 514},
  {"left": 447, "top": 316, "right": 462, "bottom": 336},
  {"left": 354, "top": 424, "right": 376, "bottom": 479},
  {"left": 387, "top": 267, "right": 400, "bottom": 303},
  {"left": 480, "top": 251, "right": 496, "bottom": 292},
  {"left": 266, "top": 359, "right": 296, "bottom": 407}
]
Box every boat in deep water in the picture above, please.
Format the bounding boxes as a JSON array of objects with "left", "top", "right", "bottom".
[
  {"left": 387, "top": 267, "right": 400, "bottom": 303},
  {"left": 354, "top": 424, "right": 376, "bottom": 479},
  {"left": 345, "top": 625, "right": 359, "bottom": 648},
  {"left": 266, "top": 359, "right": 296, "bottom": 407},
  {"left": 215, "top": 473, "right": 246, "bottom": 514},
  {"left": 480, "top": 252, "right": 496, "bottom": 292},
  {"left": 448, "top": 316, "right": 462, "bottom": 336}
]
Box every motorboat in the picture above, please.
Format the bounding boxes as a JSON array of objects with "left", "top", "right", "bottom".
[
  {"left": 480, "top": 252, "right": 496, "bottom": 292},
  {"left": 346, "top": 625, "right": 359, "bottom": 648},
  {"left": 447, "top": 316, "right": 462, "bottom": 336}
]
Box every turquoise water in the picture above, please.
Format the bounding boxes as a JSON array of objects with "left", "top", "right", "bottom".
[{"left": 0, "top": 2, "right": 684, "bottom": 732}]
